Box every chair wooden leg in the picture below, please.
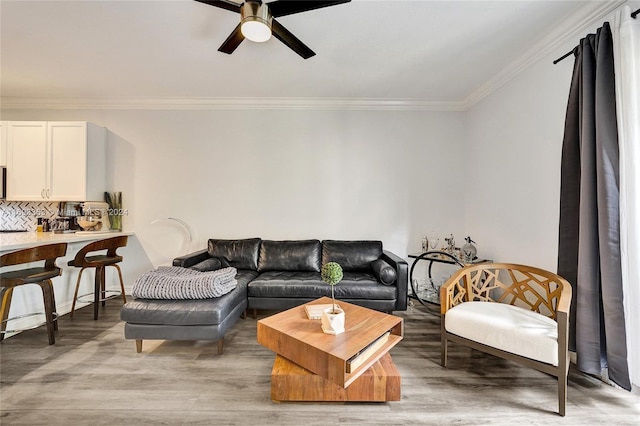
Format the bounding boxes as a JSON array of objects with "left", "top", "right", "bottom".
[
  {"left": 217, "top": 339, "right": 224, "bottom": 355},
  {"left": 253, "top": 309, "right": 257, "bottom": 319},
  {"left": 0, "top": 288, "right": 14, "bottom": 342},
  {"left": 558, "top": 311, "right": 569, "bottom": 416},
  {"left": 113, "top": 264, "right": 127, "bottom": 303},
  {"left": 559, "top": 374, "right": 567, "bottom": 416},
  {"left": 242, "top": 310, "right": 247, "bottom": 320},
  {"left": 70, "top": 268, "right": 86, "bottom": 318},
  {"left": 136, "top": 339, "right": 143, "bottom": 353},
  {"left": 441, "top": 336, "right": 448, "bottom": 367},
  {"left": 38, "top": 280, "right": 56, "bottom": 345},
  {"left": 558, "top": 353, "right": 569, "bottom": 416}
]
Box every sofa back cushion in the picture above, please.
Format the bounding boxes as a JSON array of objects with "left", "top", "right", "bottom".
[
  {"left": 258, "top": 240, "right": 321, "bottom": 272},
  {"left": 208, "top": 238, "right": 261, "bottom": 270},
  {"left": 322, "top": 240, "right": 383, "bottom": 272}
]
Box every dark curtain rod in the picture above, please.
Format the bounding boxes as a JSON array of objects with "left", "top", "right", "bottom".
[{"left": 553, "top": 7, "right": 640, "bottom": 64}]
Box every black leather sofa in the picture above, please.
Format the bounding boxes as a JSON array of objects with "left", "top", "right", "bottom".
[
  {"left": 173, "top": 238, "right": 408, "bottom": 312},
  {"left": 120, "top": 238, "right": 407, "bottom": 355}
]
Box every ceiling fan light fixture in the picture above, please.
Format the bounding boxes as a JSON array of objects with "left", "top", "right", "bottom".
[{"left": 240, "top": 2, "right": 272, "bottom": 43}]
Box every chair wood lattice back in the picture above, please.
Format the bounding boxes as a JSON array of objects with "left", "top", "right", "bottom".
[
  {"left": 439, "top": 262, "right": 572, "bottom": 416},
  {"left": 440, "top": 263, "right": 571, "bottom": 320}
]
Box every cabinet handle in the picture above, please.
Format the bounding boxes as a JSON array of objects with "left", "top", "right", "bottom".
[
  {"left": 46, "top": 189, "right": 50, "bottom": 198},
  {"left": 41, "top": 189, "right": 45, "bottom": 199}
]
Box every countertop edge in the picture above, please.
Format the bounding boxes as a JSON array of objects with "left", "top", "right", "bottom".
[{"left": 0, "top": 231, "right": 135, "bottom": 252}]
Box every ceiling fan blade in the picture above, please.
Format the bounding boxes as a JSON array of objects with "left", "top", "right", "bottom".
[
  {"left": 194, "top": 0, "right": 242, "bottom": 13},
  {"left": 271, "top": 19, "right": 315, "bottom": 59},
  {"left": 218, "top": 23, "right": 245, "bottom": 54},
  {"left": 267, "top": 0, "right": 351, "bottom": 18}
]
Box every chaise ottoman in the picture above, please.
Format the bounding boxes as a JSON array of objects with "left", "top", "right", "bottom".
[{"left": 120, "top": 270, "right": 257, "bottom": 354}]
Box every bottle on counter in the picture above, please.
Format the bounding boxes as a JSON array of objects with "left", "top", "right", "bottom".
[{"left": 36, "top": 218, "right": 44, "bottom": 232}]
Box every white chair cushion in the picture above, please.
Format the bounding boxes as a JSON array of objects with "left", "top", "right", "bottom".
[{"left": 445, "top": 301, "right": 559, "bottom": 366}]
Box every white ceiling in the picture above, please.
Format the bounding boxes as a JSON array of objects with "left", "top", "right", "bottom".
[{"left": 0, "top": 0, "right": 619, "bottom": 106}]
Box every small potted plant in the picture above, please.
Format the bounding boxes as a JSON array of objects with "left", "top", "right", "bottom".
[{"left": 320, "top": 262, "right": 345, "bottom": 335}]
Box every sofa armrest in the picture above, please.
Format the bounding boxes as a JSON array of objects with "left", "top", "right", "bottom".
[
  {"left": 381, "top": 250, "right": 408, "bottom": 311},
  {"left": 173, "top": 249, "right": 210, "bottom": 268}
]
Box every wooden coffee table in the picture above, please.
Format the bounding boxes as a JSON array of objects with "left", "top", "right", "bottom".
[{"left": 257, "top": 297, "right": 403, "bottom": 402}]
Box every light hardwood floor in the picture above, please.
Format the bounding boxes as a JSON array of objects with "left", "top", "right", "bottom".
[{"left": 1, "top": 300, "right": 638, "bottom": 425}]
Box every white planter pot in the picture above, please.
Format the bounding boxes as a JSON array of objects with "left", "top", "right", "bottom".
[{"left": 321, "top": 307, "right": 345, "bottom": 335}]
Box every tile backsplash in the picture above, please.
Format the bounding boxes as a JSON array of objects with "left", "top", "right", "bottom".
[{"left": 0, "top": 201, "right": 59, "bottom": 231}]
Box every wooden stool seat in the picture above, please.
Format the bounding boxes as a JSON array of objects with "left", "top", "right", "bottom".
[
  {"left": 2, "top": 267, "right": 62, "bottom": 284},
  {"left": 0, "top": 242, "right": 68, "bottom": 345},
  {"left": 68, "top": 236, "right": 128, "bottom": 320},
  {"left": 69, "top": 254, "right": 123, "bottom": 267}
]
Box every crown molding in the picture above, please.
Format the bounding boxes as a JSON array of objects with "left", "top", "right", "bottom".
[
  {"left": 461, "top": 0, "right": 626, "bottom": 109},
  {"left": 0, "top": 96, "right": 466, "bottom": 112}
]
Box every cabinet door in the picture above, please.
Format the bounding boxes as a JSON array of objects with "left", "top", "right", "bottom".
[
  {"left": 0, "top": 121, "right": 7, "bottom": 166},
  {"left": 47, "top": 122, "right": 88, "bottom": 201},
  {"left": 6, "top": 122, "right": 47, "bottom": 200}
]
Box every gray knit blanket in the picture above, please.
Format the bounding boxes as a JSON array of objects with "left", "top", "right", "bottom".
[{"left": 132, "top": 266, "right": 238, "bottom": 300}]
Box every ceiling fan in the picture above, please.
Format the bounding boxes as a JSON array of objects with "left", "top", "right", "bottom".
[{"left": 195, "top": 0, "right": 351, "bottom": 59}]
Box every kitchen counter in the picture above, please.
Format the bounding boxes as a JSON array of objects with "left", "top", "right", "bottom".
[
  {"left": 0, "top": 230, "right": 134, "bottom": 252},
  {"left": 0, "top": 229, "right": 149, "bottom": 339}
]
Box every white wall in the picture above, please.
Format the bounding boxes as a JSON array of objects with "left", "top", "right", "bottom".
[
  {"left": 465, "top": 3, "right": 640, "bottom": 389},
  {"left": 0, "top": 108, "right": 466, "bottom": 271},
  {"left": 464, "top": 1, "right": 640, "bottom": 272},
  {"left": 463, "top": 39, "right": 576, "bottom": 270}
]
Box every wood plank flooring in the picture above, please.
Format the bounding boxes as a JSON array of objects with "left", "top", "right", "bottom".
[{"left": 1, "top": 300, "right": 639, "bottom": 425}]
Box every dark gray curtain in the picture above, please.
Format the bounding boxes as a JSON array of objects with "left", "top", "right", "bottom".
[{"left": 557, "top": 22, "right": 631, "bottom": 391}]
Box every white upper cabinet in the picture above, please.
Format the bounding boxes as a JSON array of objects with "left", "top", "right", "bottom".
[
  {"left": 6, "top": 122, "right": 48, "bottom": 200},
  {"left": 6, "top": 121, "right": 106, "bottom": 201},
  {"left": 0, "top": 121, "right": 7, "bottom": 166}
]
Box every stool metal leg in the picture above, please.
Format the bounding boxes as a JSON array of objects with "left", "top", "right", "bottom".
[{"left": 70, "top": 267, "right": 87, "bottom": 318}]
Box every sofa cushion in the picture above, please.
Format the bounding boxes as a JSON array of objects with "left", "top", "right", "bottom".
[
  {"left": 258, "top": 240, "right": 321, "bottom": 272},
  {"left": 248, "top": 271, "right": 396, "bottom": 300},
  {"left": 371, "top": 259, "right": 397, "bottom": 285},
  {"left": 445, "top": 301, "right": 559, "bottom": 366},
  {"left": 322, "top": 240, "right": 383, "bottom": 272},
  {"left": 208, "top": 238, "right": 261, "bottom": 270},
  {"left": 189, "top": 256, "right": 230, "bottom": 272}
]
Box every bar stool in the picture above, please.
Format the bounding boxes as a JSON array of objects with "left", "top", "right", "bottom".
[
  {"left": 68, "top": 235, "right": 128, "bottom": 320},
  {"left": 0, "top": 243, "right": 68, "bottom": 345}
]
